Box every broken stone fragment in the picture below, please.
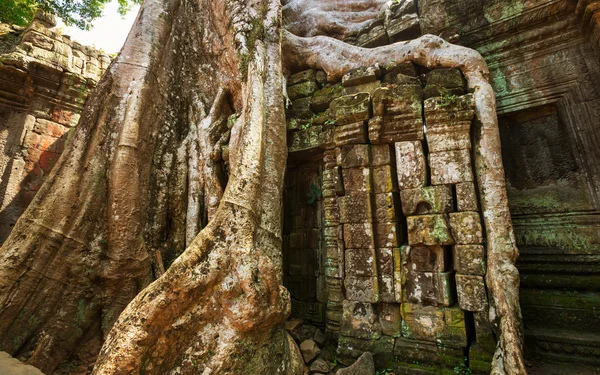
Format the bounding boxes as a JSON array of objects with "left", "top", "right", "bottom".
[
  {"left": 313, "top": 329, "right": 326, "bottom": 346},
  {"left": 345, "top": 248, "right": 377, "bottom": 277},
  {"left": 311, "top": 83, "right": 344, "bottom": 112},
  {"left": 455, "top": 182, "right": 478, "bottom": 211},
  {"left": 429, "top": 149, "right": 474, "bottom": 185},
  {"left": 336, "top": 352, "right": 375, "bottom": 375},
  {"left": 423, "top": 68, "right": 466, "bottom": 99},
  {"left": 344, "top": 275, "right": 379, "bottom": 303},
  {"left": 341, "top": 300, "right": 382, "bottom": 339},
  {"left": 404, "top": 244, "right": 447, "bottom": 272},
  {"left": 309, "top": 358, "right": 330, "bottom": 374},
  {"left": 405, "top": 270, "right": 455, "bottom": 306},
  {"left": 449, "top": 212, "right": 483, "bottom": 245},
  {"left": 288, "top": 80, "right": 319, "bottom": 100},
  {"left": 453, "top": 245, "right": 485, "bottom": 275},
  {"left": 342, "top": 66, "right": 380, "bottom": 87},
  {"left": 406, "top": 214, "right": 454, "bottom": 246},
  {"left": 400, "top": 185, "right": 453, "bottom": 216},
  {"left": 285, "top": 318, "right": 304, "bottom": 332},
  {"left": 329, "top": 93, "right": 371, "bottom": 125},
  {"left": 456, "top": 274, "right": 488, "bottom": 312},
  {"left": 300, "top": 340, "right": 321, "bottom": 364},
  {"left": 395, "top": 141, "right": 427, "bottom": 189},
  {"left": 288, "top": 69, "right": 316, "bottom": 86},
  {"left": 400, "top": 303, "right": 468, "bottom": 348},
  {"left": 334, "top": 121, "right": 368, "bottom": 146}
]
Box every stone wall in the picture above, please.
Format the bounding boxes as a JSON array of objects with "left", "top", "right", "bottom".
[{"left": 0, "top": 11, "right": 108, "bottom": 242}]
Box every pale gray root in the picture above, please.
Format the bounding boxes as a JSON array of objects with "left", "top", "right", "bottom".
[{"left": 283, "top": 32, "right": 526, "bottom": 375}]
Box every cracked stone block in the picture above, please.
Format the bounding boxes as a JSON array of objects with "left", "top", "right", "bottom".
[
  {"left": 345, "top": 276, "right": 379, "bottom": 303},
  {"left": 455, "top": 182, "right": 478, "bottom": 212},
  {"left": 342, "top": 167, "right": 372, "bottom": 193},
  {"left": 374, "top": 192, "right": 398, "bottom": 223},
  {"left": 288, "top": 80, "right": 318, "bottom": 100},
  {"left": 345, "top": 248, "right": 377, "bottom": 277},
  {"left": 379, "top": 303, "right": 402, "bottom": 337},
  {"left": 400, "top": 303, "right": 467, "bottom": 348},
  {"left": 426, "top": 121, "right": 471, "bottom": 153},
  {"left": 400, "top": 185, "right": 453, "bottom": 216},
  {"left": 404, "top": 244, "right": 447, "bottom": 272},
  {"left": 453, "top": 245, "right": 485, "bottom": 275},
  {"left": 339, "top": 193, "right": 373, "bottom": 223},
  {"left": 449, "top": 212, "right": 483, "bottom": 245},
  {"left": 342, "top": 66, "right": 380, "bottom": 87},
  {"left": 330, "top": 93, "right": 371, "bottom": 125},
  {"left": 343, "top": 80, "right": 381, "bottom": 96},
  {"left": 372, "top": 165, "right": 397, "bottom": 193},
  {"left": 374, "top": 222, "right": 400, "bottom": 248},
  {"left": 456, "top": 274, "right": 488, "bottom": 312},
  {"left": 423, "top": 68, "right": 466, "bottom": 99},
  {"left": 405, "top": 270, "right": 455, "bottom": 307},
  {"left": 368, "top": 115, "right": 424, "bottom": 144},
  {"left": 288, "top": 69, "right": 316, "bottom": 86},
  {"left": 406, "top": 214, "right": 454, "bottom": 246},
  {"left": 334, "top": 121, "right": 368, "bottom": 145},
  {"left": 429, "top": 149, "right": 474, "bottom": 185},
  {"left": 343, "top": 223, "right": 375, "bottom": 249},
  {"left": 340, "top": 144, "right": 371, "bottom": 168},
  {"left": 371, "top": 144, "right": 393, "bottom": 166},
  {"left": 395, "top": 141, "right": 427, "bottom": 189},
  {"left": 311, "top": 83, "right": 344, "bottom": 112}
]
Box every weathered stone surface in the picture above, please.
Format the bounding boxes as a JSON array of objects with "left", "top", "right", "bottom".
[
  {"left": 400, "top": 303, "right": 467, "bottom": 348},
  {"left": 343, "top": 80, "right": 381, "bottom": 96},
  {"left": 289, "top": 69, "right": 316, "bottom": 86},
  {"left": 378, "top": 274, "right": 396, "bottom": 303},
  {"left": 455, "top": 182, "right": 478, "bottom": 212},
  {"left": 345, "top": 248, "right": 377, "bottom": 277},
  {"left": 311, "top": 83, "right": 344, "bottom": 112},
  {"left": 337, "top": 336, "right": 394, "bottom": 368},
  {"left": 449, "top": 212, "right": 483, "bottom": 245},
  {"left": 376, "top": 247, "right": 395, "bottom": 276},
  {"left": 404, "top": 244, "right": 447, "bottom": 272},
  {"left": 400, "top": 185, "right": 453, "bottom": 216},
  {"left": 356, "top": 24, "right": 388, "bottom": 47},
  {"left": 429, "top": 149, "right": 474, "bottom": 185},
  {"left": 334, "top": 121, "right": 368, "bottom": 145},
  {"left": 285, "top": 318, "right": 303, "bottom": 332},
  {"left": 300, "top": 340, "right": 321, "bottom": 363},
  {"left": 453, "top": 245, "right": 485, "bottom": 275},
  {"left": 368, "top": 115, "right": 424, "bottom": 144},
  {"left": 341, "top": 300, "right": 381, "bottom": 339},
  {"left": 426, "top": 122, "right": 471, "bottom": 153},
  {"left": 340, "top": 144, "right": 370, "bottom": 168},
  {"left": 371, "top": 85, "right": 421, "bottom": 117},
  {"left": 336, "top": 352, "right": 375, "bottom": 375},
  {"left": 424, "top": 94, "right": 475, "bottom": 152},
  {"left": 344, "top": 276, "right": 379, "bottom": 303},
  {"left": 423, "top": 68, "right": 466, "bottom": 99},
  {"left": 372, "top": 165, "right": 397, "bottom": 193},
  {"left": 374, "top": 222, "right": 400, "bottom": 248},
  {"left": 313, "top": 329, "right": 326, "bottom": 346},
  {"left": 406, "top": 214, "right": 454, "bottom": 246},
  {"left": 382, "top": 62, "right": 417, "bottom": 82},
  {"left": 473, "top": 312, "right": 497, "bottom": 353},
  {"left": 379, "top": 303, "right": 402, "bottom": 337},
  {"left": 393, "top": 337, "right": 463, "bottom": 368},
  {"left": 330, "top": 93, "right": 371, "bottom": 125},
  {"left": 287, "top": 97, "right": 313, "bottom": 120},
  {"left": 309, "top": 358, "right": 329, "bottom": 374},
  {"left": 342, "top": 66, "right": 379, "bottom": 87},
  {"left": 289, "top": 125, "right": 323, "bottom": 153},
  {"left": 373, "top": 193, "right": 398, "bottom": 223},
  {"left": 342, "top": 167, "right": 372, "bottom": 193},
  {"left": 395, "top": 141, "right": 427, "bottom": 189},
  {"left": 456, "top": 274, "right": 487, "bottom": 312},
  {"left": 339, "top": 193, "right": 373, "bottom": 223},
  {"left": 370, "top": 144, "right": 392, "bottom": 166},
  {"left": 405, "top": 271, "right": 455, "bottom": 307},
  {"left": 288, "top": 80, "right": 319, "bottom": 100},
  {"left": 343, "top": 223, "right": 374, "bottom": 249}
]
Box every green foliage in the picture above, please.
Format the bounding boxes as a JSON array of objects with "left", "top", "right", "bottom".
[
  {"left": 453, "top": 357, "right": 472, "bottom": 375},
  {"left": 0, "top": 0, "right": 141, "bottom": 30},
  {"left": 375, "top": 367, "right": 394, "bottom": 375},
  {"left": 324, "top": 119, "right": 336, "bottom": 126},
  {"left": 300, "top": 121, "right": 312, "bottom": 130},
  {"left": 306, "top": 179, "right": 323, "bottom": 205}
]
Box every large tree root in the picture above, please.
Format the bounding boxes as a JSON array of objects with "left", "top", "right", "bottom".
[{"left": 283, "top": 32, "right": 526, "bottom": 375}]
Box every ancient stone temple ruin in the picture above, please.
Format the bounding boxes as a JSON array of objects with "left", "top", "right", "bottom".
[{"left": 0, "top": 1, "right": 599, "bottom": 374}]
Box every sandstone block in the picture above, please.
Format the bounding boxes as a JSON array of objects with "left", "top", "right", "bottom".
[
  {"left": 474, "top": 312, "right": 497, "bottom": 353},
  {"left": 405, "top": 271, "right": 455, "bottom": 307},
  {"left": 344, "top": 276, "right": 379, "bottom": 303},
  {"left": 426, "top": 122, "right": 471, "bottom": 153},
  {"left": 400, "top": 185, "right": 453, "bottom": 215},
  {"left": 339, "top": 193, "right": 373, "bottom": 223},
  {"left": 368, "top": 115, "right": 424, "bottom": 144},
  {"left": 424, "top": 94, "right": 475, "bottom": 152},
  {"left": 337, "top": 336, "right": 394, "bottom": 368},
  {"left": 393, "top": 247, "right": 402, "bottom": 302},
  {"left": 327, "top": 277, "right": 344, "bottom": 302},
  {"left": 311, "top": 84, "right": 344, "bottom": 112},
  {"left": 456, "top": 274, "right": 488, "bottom": 312},
  {"left": 372, "top": 165, "right": 397, "bottom": 193},
  {"left": 378, "top": 274, "right": 396, "bottom": 302},
  {"left": 449, "top": 212, "right": 483, "bottom": 245},
  {"left": 330, "top": 93, "right": 371, "bottom": 125},
  {"left": 341, "top": 300, "right": 381, "bottom": 339},
  {"left": 334, "top": 121, "right": 368, "bottom": 145},
  {"left": 288, "top": 80, "right": 319, "bottom": 100},
  {"left": 393, "top": 337, "right": 464, "bottom": 368},
  {"left": 406, "top": 214, "right": 454, "bottom": 246},
  {"left": 374, "top": 222, "right": 400, "bottom": 248},
  {"left": 371, "top": 85, "right": 421, "bottom": 117},
  {"left": 287, "top": 97, "right": 313, "bottom": 120},
  {"left": 357, "top": 24, "right": 388, "bottom": 47},
  {"left": 370, "top": 144, "right": 393, "bottom": 166},
  {"left": 395, "top": 141, "right": 427, "bottom": 189},
  {"left": 376, "top": 247, "right": 395, "bottom": 276},
  {"left": 342, "top": 167, "right": 372, "bottom": 193},
  {"left": 345, "top": 248, "right": 377, "bottom": 277},
  {"left": 455, "top": 182, "right": 478, "bottom": 211},
  {"left": 400, "top": 303, "right": 467, "bottom": 348},
  {"left": 310, "top": 358, "right": 330, "bottom": 374},
  {"left": 429, "top": 149, "right": 474, "bottom": 185},
  {"left": 379, "top": 303, "right": 402, "bottom": 337},
  {"left": 343, "top": 80, "right": 381, "bottom": 96},
  {"left": 323, "top": 197, "right": 340, "bottom": 224},
  {"left": 342, "top": 66, "right": 379, "bottom": 87},
  {"left": 423, "top": 68, "right": 466, "bottom": 99},
  {"left": 300, "top": 340, "right": 321, "bottom": 363},
  {"left": 453, "top": 245, "right": 485, "bottom": 275},
  {"left": 340, "top": 144, "right": 370, "bottom": 168},
  {"left": 288, "top": 69, "right": 316, "bottom": 86},
  {"left": 343, "top": 223, "right": 374, "bottom": 249},
  {"left": 373, "top": 192, "right": 398, "bottom": 223},
  {"left": 336, "top": 352, "right": 375, "bottom": 375},
  {"left": 289, "top": 125, "right": 323, "bottom": 153},
  {"left": 404, "top": 244, "right": 447, "bottom": 272}
]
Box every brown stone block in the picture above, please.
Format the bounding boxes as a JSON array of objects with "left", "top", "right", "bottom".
[
  {"left": 401, "top": 303, "right": 467, "bottom": 348},
  {"left": 340, "top": 144, "right": 371, "bottom": 168},
  {"left": 343, "top": 223, "right": 375, "bottom": 249},
  {"left": 288, "top": 69, "right": 316, "bottom": 86},
  {"left": 374, "top": 222, "right": 400, "bottom": 248},
  {"left": 423, "top": 69, "right": 466, "bottom": 99},
  {"left": 406, "top": 214, "right": 454, "bottom": 246},
  {"left": 323, "top": 197, "right": 340, "bottom": 224},
  {"left": 289, "top": 125, "right": 323, "bottom": 153},
  {"left": 405, "top": 271, "right": 455, "bottom": 307},
  {"left": 342, "top": 66, "right": 379, "bottom": 87},
  {"left": 400, "top": 185, "right": 453, "bottom": 216},
  {"left": 372, "top": 165, "right": 398, "bottom": 193},
  {"left": 373, "top": 192, "right": 398, "bottom": 223},
  {"left": 404, "top": 244, "right": 447, "bottom": 272},
  {"left": 368, "top": 115, "right": 424, "bottom": 144},
  {"left": 345, "top": 248, "right": 377, "bottom": 277},
  {"left": 288, "top": 80, "right": 318, "bottom": 100},
  {"left": 344, "top": 276, "right": 379, "bottom": 303},
  {"left": 379, "top": 274, "right": 396, "bottom": 302},
  {"left": 343, "top": 80, "right": 381, "bottom": 96},
  {"left": 393, "top": 337, "right": 464, "bottom": 368},
  {"left": 327, "top": 277, "right": 344, "bottom": 302},
  {"left": 371, "top": 144, "right": 393, "bottom": 167},
  {"left": 453, "top": 245, "right": 485, "bottom": 275},
  {"left": 371, "top": 85, "right": 422, "bottom": 117},
  {"left": 429, "top": 149, "right": 473, "bottom": 185},
  {"left": 376, "top": 247, "right": 395, "bottom": 276},
  {"left": 342, "top": 167, "right": 372, "bottom": 193},
  {"left": 393, "top": 247, "right": 402, "bottom": 303},
  {"left": 339, "top": 193, "right": 373, "bottom": 223},
  {"left": 426, "top": 121, "right": 472, "bottom": 153},
  {"left": 379, "top": 303, "right": 402, "bottom": 337},
  {"left": 456, "top": 274, "right": 488, "bottom": 312},
  {"left": 334, "top": 121, "right": 368, "bottom": 146},
  {"left": 330, "top": 93, "right": 371, "bottom": 125},
  {"left": 311, "top": 83, "right": 344, "bottom": 112},
  {"left": 395, "top": 141, "right": 427, "bottom": 189},
  {"left": 341, "top": 300, "right": 382, "bottom": 339},
  {"left": 325, "top": 257, "right": 344, "bottom": 279},
  {"left": 449, "top": 212, "right": 483, "bottom": 245},
  {"left": 455, "top": 182, "right": 478, "bottom": 211},
  {"left": 286, "top": 97, "right": 313, "bottom": 120}
]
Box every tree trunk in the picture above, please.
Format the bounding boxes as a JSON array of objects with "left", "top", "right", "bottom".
[{"left": 0, "top": 1, "right": 525, "bottom": 374}]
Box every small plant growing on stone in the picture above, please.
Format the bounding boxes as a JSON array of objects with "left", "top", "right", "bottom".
[
  {"left": 375, "top": 366, "right": 394, "bottom": 375},
  {"left": 300, "top": 122, "right": 312, "bottom": 130},
  {"left": 324, "top": 119, "right": 336, "bottom": 126},
  {"left": 453, "top": 357, "right": 471, "bottom": 375},
  {"left": 306, "top": 179, "right": 323, "bottom": 205}
]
